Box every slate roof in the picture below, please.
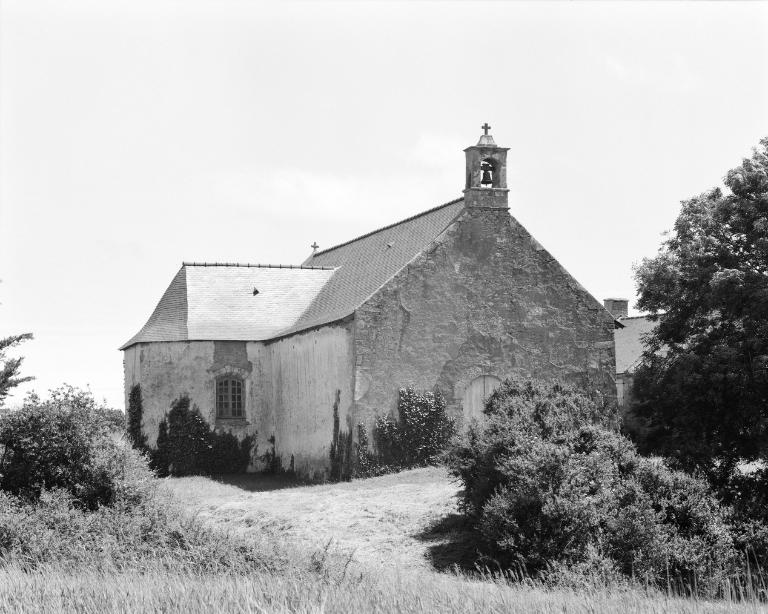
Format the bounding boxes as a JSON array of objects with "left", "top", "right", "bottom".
[
  {"left": 120, "top": 264, "right": 336, "bottom": 349},
  {"left": 289, "top": 198, "right": 465, "bottom": 334},
  {"left": 121, "top": 198, "right": 466, "bottom": 348},
  {"left": 614, "top": 315, "right": 657, "bottom": 373}
]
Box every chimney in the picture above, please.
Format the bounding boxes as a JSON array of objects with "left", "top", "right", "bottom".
[{"left": 603, "top": 298, "right": 628, "bottom": 319}]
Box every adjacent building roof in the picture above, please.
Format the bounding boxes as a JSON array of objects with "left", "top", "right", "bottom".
[
  {"left": 121, "top": 198, "right": 465, "bottom": 348},
  {"left": 614, "top": 315, "right": 657, "bottom": 373}
]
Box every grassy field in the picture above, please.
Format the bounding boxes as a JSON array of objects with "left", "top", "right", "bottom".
[
  {"left": 1, "top": 468, "right": 766, "bottom": 613},
  {"left": 1, "top": 566, "right": 765, "bottom": 614},
  {"left": 166, "top": 466, "right": 463, "bottom": 571}
]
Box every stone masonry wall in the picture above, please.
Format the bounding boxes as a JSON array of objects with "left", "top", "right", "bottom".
[
  {"left": 123, "top": 325, "right": 354, "bottom": 477},
  {"left": 123, "top": 340, "right": 264, "bottom": 459},
  {"left": 351, "top": 206, "right": 616, "bottom": 431}
]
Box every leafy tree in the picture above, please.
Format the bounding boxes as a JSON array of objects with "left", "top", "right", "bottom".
[
  {"left": 632, "top": 137, "right": 768, "bottom": 489},
  {"left": 0, "top": 333, "right": 33, "bottom": 408}
]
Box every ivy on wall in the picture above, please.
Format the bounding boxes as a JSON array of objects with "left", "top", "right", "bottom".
[
  {"left": 126, "top": 384, "right": 148, "bottom": 452},
  {"left": 373, "top": 387, "right": 455, "bottom": 468},
  {"left": 331, "top": 387, "right": 456, "bottom": 481},
  {"left": 329, "top": 389, "right": 354, "bottom": 481}
]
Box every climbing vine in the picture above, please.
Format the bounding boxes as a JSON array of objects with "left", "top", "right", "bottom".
[
  {"left": 329, "top": 389, "right": 354, "bottom": 481},
  {"left": 126, "top": 383, "right": 148, "bottom": 452},
  {"left": 332, "top": 387, "right": 456, "bottom": 480}
]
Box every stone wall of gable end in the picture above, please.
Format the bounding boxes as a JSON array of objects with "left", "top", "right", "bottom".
[{"left": 352, "top": 207, "right": 616, "bottom": 427}]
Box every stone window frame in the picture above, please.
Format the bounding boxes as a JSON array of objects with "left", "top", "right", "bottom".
[{"left": 212, "top": 366, "right": 249, "bottom": 421}]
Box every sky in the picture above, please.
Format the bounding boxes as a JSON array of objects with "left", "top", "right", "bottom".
[{"left": 1, "top": 0, "right": 767, "bottom": 409}]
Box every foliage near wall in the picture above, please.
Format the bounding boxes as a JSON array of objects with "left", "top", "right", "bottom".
[
  {"left": 259, "top": 435, "right": 282, "bottom": 474},
  {"left": 374, "top": 388, "right": 455, "bottom": 468},
  {"left": 329, "top": 390, "right": 354, "bottom": 481},
  {"left": 352, "top": 387, "right": 456, "bottom": 478},
  {"left": 447, "top": 379, "right": 738, "bottom": 595},
  {"left": 152, "top": 396, "right": 254, "bottom": 477},
  {"left": 126, "top": 384, "right": 148, "bottom": 452}
]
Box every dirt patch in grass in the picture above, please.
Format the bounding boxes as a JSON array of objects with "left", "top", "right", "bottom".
[{"left": 167, "top": 467, "right": 464, "bottom": 570}]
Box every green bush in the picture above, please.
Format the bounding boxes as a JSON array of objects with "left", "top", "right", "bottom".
[
  {"left": 0, "top": 386, "right": 132, "bottom": 509},
  {"left": 371, "top": 387, "right": 455, "bottom": 470},
  {"left": 152, "top": 396, "right": 254, "bottom": 477},
  {"left": 447, "top": 379, "right": 737, "bottom": 595}
]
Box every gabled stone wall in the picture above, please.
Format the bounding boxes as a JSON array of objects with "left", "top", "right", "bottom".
[{"left": 351, "top": 206, "right": 616, "bottom": 431}]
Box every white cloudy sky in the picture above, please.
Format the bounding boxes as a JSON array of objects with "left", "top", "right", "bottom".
[{"left": 1, "top": 0, "right": 767, "bottom": 408}]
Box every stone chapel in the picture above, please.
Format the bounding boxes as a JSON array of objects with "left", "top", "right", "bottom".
[{"left": 121, "top": 126, "right": 617, "bottom": 477}]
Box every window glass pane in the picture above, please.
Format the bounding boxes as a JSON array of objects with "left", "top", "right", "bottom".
[
  {"left": 232, "top": 379, "right": 243, "bottom": 416},
  {"left": 217, "top": 379, "right": 230, "bottom": 416},
  {"left": 217, "top": 377, "right": 244, "bottom": 418}
]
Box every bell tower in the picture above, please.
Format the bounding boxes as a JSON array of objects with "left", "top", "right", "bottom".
[{"left": 463, "top": 123, "right": 509, "bottom": 209}]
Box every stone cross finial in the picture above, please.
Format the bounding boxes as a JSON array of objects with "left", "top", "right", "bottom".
[
  {"left": 481, "top": 122, "right": 491, "bottom": 135},
  {"left": 311, "top": 242, "right": 319, "bottom": 252}
]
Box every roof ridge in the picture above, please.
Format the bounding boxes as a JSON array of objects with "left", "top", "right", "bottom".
[
  {"left": 182, "top": 261, "right": 335, "bottom": 270},
  {"left": 618, "top": 315, "right": 651, "bottom": 321},
  {"left": 311, "top": 196, "right": 464, "bottom": 257}
]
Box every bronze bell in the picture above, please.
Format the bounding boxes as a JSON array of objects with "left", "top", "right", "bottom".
[{"left": 481, "top": 164, "right": 493, "bottom": 186}]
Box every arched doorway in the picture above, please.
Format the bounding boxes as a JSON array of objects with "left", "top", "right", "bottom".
[{"left": 462, "top": 375, "right": 502, "bottom": 422}]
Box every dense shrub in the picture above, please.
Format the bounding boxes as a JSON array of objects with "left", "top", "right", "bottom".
[
  {"left": 0, "top": 451, "right": 281, "bottom": 573},
  {"left": 152, "top": 396, "right": 254, "bottom": 477},
  {"left": 0, "top": 386, "right": 131, "bottom": 509},
  {"left": 371, "top": 387, "right": 455, "bottom": 470},
  {"left": 0, "top": 387, "right": 281, "bottom": 573},
  {"left": 447, "top": 379, "right": 737, "bottom": 594}
]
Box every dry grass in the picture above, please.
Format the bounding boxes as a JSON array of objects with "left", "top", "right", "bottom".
[
  {"left": 0, "top": 565, "right": 765, "bottom": 614},
  {"left": 166, "top": 466, "right": 461, "bottom": 570}
]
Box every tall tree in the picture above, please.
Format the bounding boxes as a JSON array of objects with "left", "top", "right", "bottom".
[
  {"left": 0, "top": 333, "right": 34, "bottom": 408},
  {"left": 632, "top": 138, "right": 768, "bottom": 488}
]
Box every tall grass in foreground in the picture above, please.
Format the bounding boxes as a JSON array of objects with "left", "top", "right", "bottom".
[{"left": 0, "top": 565, "right": 765, "bottom": 614}]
